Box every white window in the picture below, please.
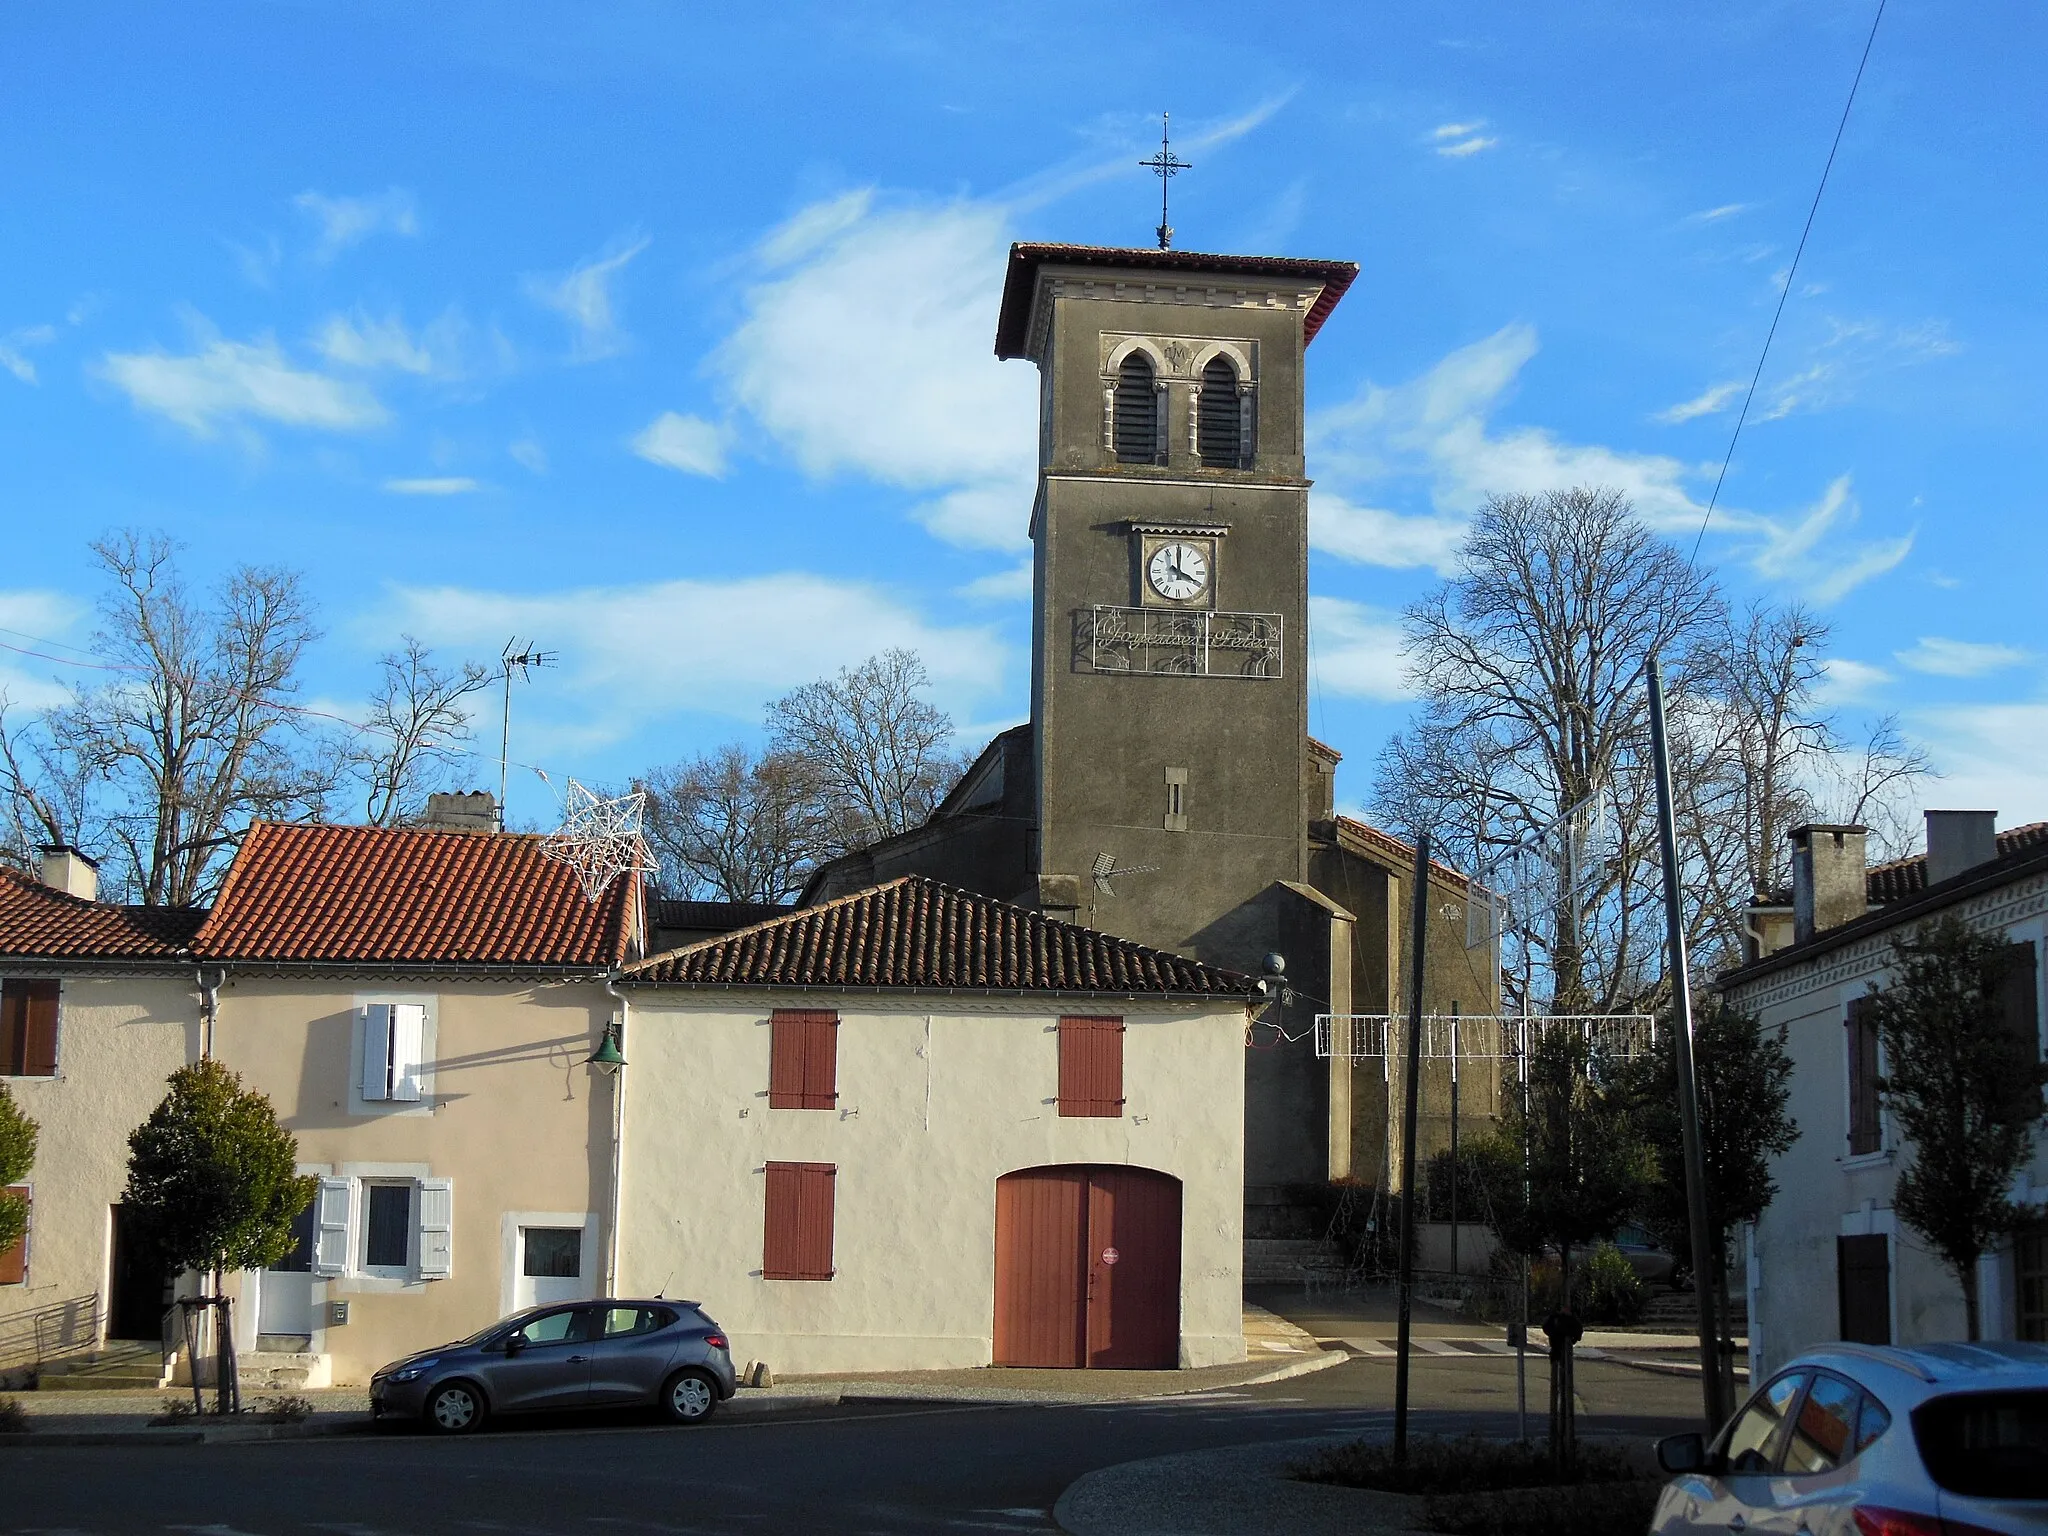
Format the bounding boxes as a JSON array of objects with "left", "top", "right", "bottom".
[
  {"left": 308, "top": 1171, "right": 454, "bottom": 1282},
  {"left": 360, "top": 1003, "right": 427, "bottom": 1103}
]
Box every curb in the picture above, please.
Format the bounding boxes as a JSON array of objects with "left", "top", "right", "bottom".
[{"left": 1235, "top": 1350, "right": 1348, "bottom": 1390}]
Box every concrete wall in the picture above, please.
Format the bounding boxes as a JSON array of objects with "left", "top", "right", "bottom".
[
  {"left": 615, "top": 991, "right": 1248, "bottom": 1375},
  {"left": 210, "top": 976, "right": 616, "bottom": 1384},
  {"left": 0, "top": 974, "right": 195, "bottom": 1374},
  {"left": 1726, "top": 871, "right": 2048, "bottom": 1373}
]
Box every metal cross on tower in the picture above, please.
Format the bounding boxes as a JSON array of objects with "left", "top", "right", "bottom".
[{"left": 1138, "top": 112, "right": 1191, "bottom": 250}]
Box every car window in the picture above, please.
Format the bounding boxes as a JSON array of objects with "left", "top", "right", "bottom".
[
  {"left": 599, "top": 1306, "right": 667, "bottom": 1338},
  {"left": 1783, "top": 1371, "right": 1859, "bottom": 1474},
  {"left": 1724, "top": 1371, "right": 1809, "bottom": 1474},
  {"left": 1911, "top": 1389, "right": 2048, "bottom": 1500},
  {"left": 515, "top": 1308, "right": 591, "bottom": 1346},
  {"left": 1855, "top": 1392, "right": 1891, "bottom": 1453}
]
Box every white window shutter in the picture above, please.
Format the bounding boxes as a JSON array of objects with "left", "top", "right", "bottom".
[
  {"left": 417, "top": 1177, "right": 453, "bottom": 1279},
  {"left": 360, "top": 1004, "right": 391, "bottom": 1102},
  {"left": 312, "top": 1177, "right": 352, "bottom": 1276},
  {"left": 389, "top": 1004, "right": 427, "bottom": 1102}
]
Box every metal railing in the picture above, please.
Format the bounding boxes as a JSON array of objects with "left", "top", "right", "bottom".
[
  {"left": 0, "top": 1293, "right": 101, "bottom": 1372},
  {"left": 1313, "top": 1013, "right": 1658, "bottom": 1061}
]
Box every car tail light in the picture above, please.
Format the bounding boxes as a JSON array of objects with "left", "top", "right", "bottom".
[
  {"left": 1852, "top": 1507, "right": 2004, "bottom": 1536},
  {"left": 704, "top": 1333, "right": 729, "bottom": 1351}
]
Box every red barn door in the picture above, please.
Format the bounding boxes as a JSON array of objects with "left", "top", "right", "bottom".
[{"left": 993, "top": 1165, "right": 1181, "bottom": 1368}]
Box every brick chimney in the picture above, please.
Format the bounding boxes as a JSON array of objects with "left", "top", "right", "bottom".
[
  {"left": 1789, "top": 824, "right": 1867, "bottom": 944},
  {"left": 419, "top": 791, "right": 498, "bottom": 833},
  {"left": 38, "top": 844, "right": 99, "bottom": 902},
  {"left": 1924, "top": 810, "right": 1998, "bottom": 887}
]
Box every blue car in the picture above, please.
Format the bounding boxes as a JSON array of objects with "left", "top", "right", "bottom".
[{"left": 371, "top": 1299, "right": 737, "bottom": 1434}]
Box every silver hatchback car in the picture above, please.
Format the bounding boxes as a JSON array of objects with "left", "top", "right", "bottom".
[
  {"left": 1650, "top": 1340, "right": 2047, "bottom": 1535},
  {"left": 370, "top": 1299, "right": 737, "bottom": 1434}
]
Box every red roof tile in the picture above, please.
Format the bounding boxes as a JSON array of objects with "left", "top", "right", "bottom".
[
  {"left": 0, "top": 868, "right": 204, "bottom": 963},
  {"left": 192, "top": 822, "right": 635, "bottom": 969},
  {"left": 1863, "top": 822, "right": 2048, "bottom": 904},
  {"left": 621, "top": 876, "right": 1251, "bottom": 996},
  {"left": 1329, "top": 816, "right": 1475, "bottom": 894}
]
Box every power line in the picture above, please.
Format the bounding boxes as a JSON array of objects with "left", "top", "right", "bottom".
[{"left": 1689, "top": 0, "right": 1888, "bottom": 563}]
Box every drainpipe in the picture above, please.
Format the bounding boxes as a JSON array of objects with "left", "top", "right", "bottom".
[
  {"left": 601, "top": 979, "right": 629, "bottom": 1298},
  {"left": 195, "top": 965, "right": 227, "bottom": 1061}
]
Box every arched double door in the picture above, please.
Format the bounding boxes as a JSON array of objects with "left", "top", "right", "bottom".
[{"left": 992, "top": 1165, "right": 1181, "bottom": 1369}]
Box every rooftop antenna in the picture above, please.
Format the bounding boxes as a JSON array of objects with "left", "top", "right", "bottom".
[
  {"left": 497, "top": 638, "right": 556, "bottom": 829},
  {"left": 1090, "top": 850, "right": 1159, "bottom": 896},
  {"left": 1139, "top": 112, "right": 1191, "bottom": 250}
]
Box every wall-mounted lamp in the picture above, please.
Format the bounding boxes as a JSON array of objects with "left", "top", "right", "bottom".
[{"left": 585, "top": 1019, "right": 627, "bottom": 1074}]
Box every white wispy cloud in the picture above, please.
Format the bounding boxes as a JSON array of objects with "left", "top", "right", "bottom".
[
  {"left": 294, "top": 187, "right": 419, "bottom": 259},
  {"left": 1894, "top": 637, "right": 2030, "bottom": 678},
  {"left": 509, "top": 438, "right": 548, "bottom": 475},
  {"left": 1656, "top": 379, "right": 1743, "bottom": 424},
  {"left": 313, "top": 308, "right": 466, "bottom": 378},
  {"left": 0, "top": 324, "right": 55, "bottom": 385},
  {"left": 1686, "top": 203, "right": 1752, "bottom": 224},
  {"left": 382, "top": 476, "right": 480, "bottom": 496},
  {"left": 524, "top": 235, "right": 650, "bottom": 362},
  {"left": 714, "top": 195, "right": 1036, "bottom": 550},
  {"left": 1819, "top": 657, "right": 1891, "bottom": 704},
  {"left": 1431, "top": 121, "right": 1483, "bottom": 140},
  {"left": 631, "top": 411, "right": 727, "bottom": 477},
  {"left": 1905, "top": 701, "right": 2048, "bottom": 826},
  {"left": 1738, "top": 476, "right": 1913, "bottom": 603},
  {"left": 957, "top": 561, "right": 1033, "bottom": 602},
  {"left": 1309, "top": 596, "right": 1412, "bottom": 701},
  {"left": 1310, "top": 493, "right": 1466, "bottom": 574},
  {"left": 374, "top": 572, "right": 1007, "bottom": 749},
  {"left": 1436, "top": 136, "right": 1498, "bottom": 158},
  {"left": 98, "top": 320, "right": 387, "bottom": 437}
]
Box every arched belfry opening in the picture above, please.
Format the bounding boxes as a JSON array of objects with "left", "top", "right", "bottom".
[
  {"left": 1113, "top": 352, "right": 1160, "bottom": 465},
  {"left": 1198, "top": 355, "right": 1242, "bottom": 468}
]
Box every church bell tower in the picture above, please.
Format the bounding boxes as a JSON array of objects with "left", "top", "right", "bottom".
[{"left": 993, "top": 244, "right": 1358, "bottom": 972}]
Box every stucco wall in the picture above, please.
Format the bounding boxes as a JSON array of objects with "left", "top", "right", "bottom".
[
  {"left": 1728, "top": 879, "right": 2048, "bottom": 1373},
  {"left": 0, "top": 975, "right": 195, "bottom": 1372},
  {"left": 616, "top": 992, "right": 1248, "bottom": 1375},
  {"left": 211, "top": 976, "right": 615, "bottom": 1383}
]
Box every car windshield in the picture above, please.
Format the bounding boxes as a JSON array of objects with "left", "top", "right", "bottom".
[{"left": 1912, "top": 1389, "right": 2048, "bottom": 1500}]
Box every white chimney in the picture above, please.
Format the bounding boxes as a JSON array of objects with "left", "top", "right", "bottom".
[
  {"left": 1924, "top": 810, "right": 1998, "bottom": 887},
  {"left": 1789, "top": 824, "right": 1868, "bottom": 944},
  {"left": 39, "top": 845, "right": 99, "bottom": 902}
]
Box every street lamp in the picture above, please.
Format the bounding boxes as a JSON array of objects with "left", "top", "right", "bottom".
[{"left": 585, "top": 1020, "right": 626, "bottom": 1074}]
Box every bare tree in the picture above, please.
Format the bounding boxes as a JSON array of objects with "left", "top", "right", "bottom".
[
  {"left": 344, "top": 637, "right": 493, "bottom": 826},
  {"left": 764, "top": 649, "right": 962, "bottom": 858},
  {"left": 1375, "top": 488, "right": 1725, "bottom": 1014},
  {"left": 0, "top": 695, "right": 96, "bottom": 868},
  {"left": 65, "top": 533, "right": 321, "bottom": 905},
  {"left": 639, "top": 743, "right": 826, "bottom": 903}
]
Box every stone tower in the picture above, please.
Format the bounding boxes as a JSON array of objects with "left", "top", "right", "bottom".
[{"left": 991, "top": 243, "right": 1357, "bottom": 972}]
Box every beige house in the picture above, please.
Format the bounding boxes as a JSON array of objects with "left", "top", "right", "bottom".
[
  {"left": 0, "top": 817, "right": 640, "bottom": 1388},
  {"left": 1722, "top": 813, "right": 2048, "bottom": 1374},
  {"left": 615, "top": 877, "right": 1256, "bottom": 1375}
]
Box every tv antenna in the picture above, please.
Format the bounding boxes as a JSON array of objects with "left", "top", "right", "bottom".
[
  {"left": 1139, "top": 112, "right": 1191, "bottom": 250},
  {"left": 497, "top": 638, "right": 556, "bottom": 829},
  {"left": 1090, "top": 850, "right": 1159, "bottom": 896}
]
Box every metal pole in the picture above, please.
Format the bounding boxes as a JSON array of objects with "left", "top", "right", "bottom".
[
  {"left": 1449, "top": 1003, "right": 1460, "bottom": 1279},
  {"left": 1646, "top": 656, "right": 1730, "bottom": 1431},
  {"left": 1516, "top": 1013, "right": 1529, "bottom": 1441},
  {"left": 1394, "top": 831, "right": 1432, "bottom": 1464},
  {"left": 498, "top": 658, "right": 513, "bottom": 831}
]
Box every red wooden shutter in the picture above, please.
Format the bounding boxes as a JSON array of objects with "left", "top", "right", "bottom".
[
  {"left": 1058, "top": 1016, "right": 1125, "bottom": 1117},
  {"left": 1, "top": 980, "right": 58, "bottom": 1077},
  {"left": 0, "top": 1187, "right": 28, "bottom": 1285},
  {"left": 1846, "top": 998, "right": 1881, "bottom": 1156},
  {"left": 769, "top": 1010, "right": 838, "bottom": 1110},
  {"left": 763, "top": 1161, "right": 836, "bottom": 1280}
]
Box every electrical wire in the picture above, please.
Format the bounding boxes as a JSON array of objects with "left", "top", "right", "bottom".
[{"left": 1688, "top": 0, "right": 1888, "bottom": 563}]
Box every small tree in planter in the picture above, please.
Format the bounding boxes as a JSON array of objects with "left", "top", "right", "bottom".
[
  {"left": 1865, "top": 915, "right": 2048, "bottom": 1340},
  {"left": 0, "top": 1084, "right": 37, "bottom": 1263},
  {"left": 123, "top": 1060, "right": 315, "bottom": 1413}
]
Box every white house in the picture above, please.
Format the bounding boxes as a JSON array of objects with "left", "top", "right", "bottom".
[{"left": 613, "top": 876, "right": 1256, "bottom": 1375}]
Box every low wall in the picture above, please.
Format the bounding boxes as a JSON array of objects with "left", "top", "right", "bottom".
[{"left": 1415, "top": 1222, "right": 1496, "bottom": 1277}]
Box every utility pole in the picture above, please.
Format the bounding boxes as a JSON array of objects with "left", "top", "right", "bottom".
[
  {"left": 497, "top": 639, "right": 555, "bottom": 830},
  {"left": 1646, "top": 655, "right": 1730, "bottom": 1431},
  {"left": 1393, "top": 830, "right": 1432, "bottom": 1464}
]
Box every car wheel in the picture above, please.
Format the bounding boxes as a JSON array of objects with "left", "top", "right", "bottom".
[
  {"left": 424, "top": 1381, "right": 487, "bottom": 1435},
  {"left": 661, "top": 1368, "right": 719, "bottom": 1424}
]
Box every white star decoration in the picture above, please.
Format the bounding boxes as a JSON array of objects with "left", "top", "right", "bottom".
[{"left": 543, "top": 779, "right": 653, "bottom": 901}]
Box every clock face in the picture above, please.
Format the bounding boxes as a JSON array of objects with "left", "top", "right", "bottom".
[{"left": 1147, "top": 542, "right": 1210, "bottom": 602}]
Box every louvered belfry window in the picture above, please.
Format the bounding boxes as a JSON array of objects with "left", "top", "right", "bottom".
[
  {"left": 1058, "top": 1015, "right": 1126, "bottom": 1117},
  {"left": 763, "top": 1162, "right": 836, "bottom": 1280},
  {"left": 1198, "top": 356, "right": 1242, "bottom": 468},
  {"left": 1113, "top": 353, "right": 1159, "bottom": 464},
  {"left": 769, "top": 1009, "right": 838, "bottom": 1109}
]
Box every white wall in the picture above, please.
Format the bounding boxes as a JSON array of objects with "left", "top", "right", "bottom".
[{"left": 617, "top": 993, "right": 1248, "bottom": 1374}]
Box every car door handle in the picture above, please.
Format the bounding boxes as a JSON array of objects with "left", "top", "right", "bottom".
[{"left": 568, "top": 1354, "right": 591, "bottom": 1363}]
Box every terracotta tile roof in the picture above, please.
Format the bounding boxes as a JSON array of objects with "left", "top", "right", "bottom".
[
  {"left": 192, "top": 821, "right": 636, "bottom": 969},
  {"left": 652, "top": 899, "right": 793, "bottom": 933},
  {"left": 621, "top": 875, "right": 1252, "bottom": 996},
  {"left": 1328, "top": 816, "right": 1475, "bottom": 894},
  {"left": 995, "top": 243, "right": 1359, "bottom": 359},
  {"left": 1864, "top": 822, "right": 2048, "bottom": 904},
  {"left": 0, "top": 868, "right": 205, "bottom": 963}
]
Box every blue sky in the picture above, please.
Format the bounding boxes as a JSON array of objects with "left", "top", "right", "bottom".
[{"left": 3, "top": 1, "right": 2044, "bottom": 837}]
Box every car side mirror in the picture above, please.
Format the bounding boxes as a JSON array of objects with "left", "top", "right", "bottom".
[
  {"left": 1657, "top": 1432, "right": 1708, "bottom": 1474},
  {"left": 503, "top": 1334, "right": 527, "bottom": 1356}
]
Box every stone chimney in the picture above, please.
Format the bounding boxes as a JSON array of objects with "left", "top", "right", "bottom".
[
  {"left": 419, "top": 791, "right": 498, "bottom": 833},
  {"left": 1924, "top": 810, "right": 1998, "bottom": 887},
  {"left": 38, "top": 844, "right": 99, "bottom": 902},
  {"left": 1789, "top": 824, "right": 1868, "bottom": 944}
]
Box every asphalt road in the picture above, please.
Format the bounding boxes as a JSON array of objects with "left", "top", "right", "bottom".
[{"left": 0, "top": 1354, "right": 1700, "bottom": 1535}]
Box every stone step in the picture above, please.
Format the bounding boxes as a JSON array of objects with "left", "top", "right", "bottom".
[{"left": 257, "top": 1333, "right": 312, "bottom": 1354}]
